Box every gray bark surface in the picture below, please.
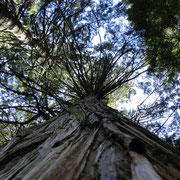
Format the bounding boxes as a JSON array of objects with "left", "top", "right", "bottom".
[{"left": 0, "top": 97, "right": 180, "bottom": 180}]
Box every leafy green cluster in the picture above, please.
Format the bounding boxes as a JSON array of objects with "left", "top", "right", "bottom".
[{"left": 124, "top": 0, "right": 180, "bottom": 76}]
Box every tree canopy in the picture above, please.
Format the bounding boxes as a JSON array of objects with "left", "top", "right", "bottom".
[
  {"left": 124, "top": 0, "right": 180, "bottom": 76},
  {"left": 0, "top": 0, "right": 179, "bottom": 149}
]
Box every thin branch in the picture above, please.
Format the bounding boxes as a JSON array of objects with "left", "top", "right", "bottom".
[{"left": 154, "top": 108, "right": 177, "bottom": 134}]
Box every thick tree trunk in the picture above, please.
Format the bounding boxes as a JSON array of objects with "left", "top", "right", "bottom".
[{"left": 0, "top": 96, "right": 180, "bottom": 180}]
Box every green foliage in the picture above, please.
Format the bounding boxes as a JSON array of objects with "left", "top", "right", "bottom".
[
  {"left": 28, "top": 1, "right": 39, "bottom": 15},
  {"left": 13, "top": 0, "right": 20, "bottom": 4},
  {"left": 124, "top": 0, "right": 180, "bottom": 76},
  {"left": 107, "top": 82, "right": 136, "bottom": 108}
]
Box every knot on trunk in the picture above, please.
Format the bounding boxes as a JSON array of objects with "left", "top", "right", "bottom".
[{"left": 129, "top": 138, "right": 146, "bottom": 154}]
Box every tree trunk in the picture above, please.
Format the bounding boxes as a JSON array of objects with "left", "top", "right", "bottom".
[
  {"left": 0, "top": 3, "right": 48, "bottom": 57},
  {"left": 0, "top": 96, "right": 180, "bottom": 180}
]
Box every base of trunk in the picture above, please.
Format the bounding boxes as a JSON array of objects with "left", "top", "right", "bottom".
[{"left": 0, "top": 97, "right": 180, "bottom": 179}]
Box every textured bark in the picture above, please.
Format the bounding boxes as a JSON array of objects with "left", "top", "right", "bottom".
[{"left": 0, "top": 96, "right": 180, "bottom": 180}]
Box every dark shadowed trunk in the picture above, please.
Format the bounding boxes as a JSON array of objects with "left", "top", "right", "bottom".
[{"left": 0, "top": 96, "right": 180, "bottom": 180}]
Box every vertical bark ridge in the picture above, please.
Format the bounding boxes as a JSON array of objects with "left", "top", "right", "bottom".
[{"left": 130, "top": 151, "right": 161, "bottom": 180}]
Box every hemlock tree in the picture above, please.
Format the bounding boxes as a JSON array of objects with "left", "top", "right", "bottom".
[{"left": 0, "top": 0, "right": 180, "bottom": 179}]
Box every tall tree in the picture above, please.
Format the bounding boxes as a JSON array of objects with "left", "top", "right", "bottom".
[{"left": 0, "top": 0, "right": 180, "bottom": 179}]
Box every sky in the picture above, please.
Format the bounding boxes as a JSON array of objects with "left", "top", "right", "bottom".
[{"left": 91, "top": 4, "right": 146, "bottom": 112}]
